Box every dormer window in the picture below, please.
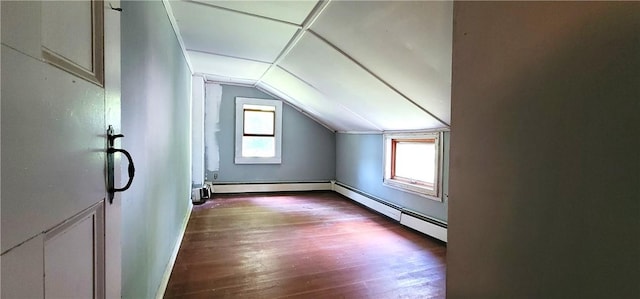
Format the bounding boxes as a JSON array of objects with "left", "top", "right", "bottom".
[
  {"left": 384, "top": 132, "right": 442, "bottom": 200},
  {"left": 235, "top": 97, "right": 282, "bottom": 164}
]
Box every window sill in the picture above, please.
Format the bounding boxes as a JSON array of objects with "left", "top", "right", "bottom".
[
  {"left": 383, "top": 179, "right": 441, "bottom": 202},
  {"left": 234, "top": 156, "right": 282, "bottom": 164}
]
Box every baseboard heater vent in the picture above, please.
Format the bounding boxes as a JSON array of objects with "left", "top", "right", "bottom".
[
  {"left": 333, "top": 181, "right": 447, "bottom": 242},
  {"left": 400, "top": 209, "right": 447, "bottom": 243},
  {"left": 212, "top": 181, "right": 332, "bottom": 194},
  {"left": 333, "top": 182, "right": 402, "bottom": 221}
]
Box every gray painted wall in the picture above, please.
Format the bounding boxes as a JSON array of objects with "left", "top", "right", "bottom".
[
  {"left": 448, "top": 2, "right": 639, "bottom": 298},
  {"left": 207, "top": 85, "right": 335, "bottom": 183},
  {"left": 335, "top": 133, "right": 449, "bottom": 222},
  {"left": 121, "top": 2, "right": 192, "bottom": 298}
]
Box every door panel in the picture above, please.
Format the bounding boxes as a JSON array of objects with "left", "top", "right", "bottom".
[
  {"left": 0, "top": 235, "right": 44, "bottom": 298},
  {"left": 1, "top": 44, "right": 104, "bottom": 252},
  {"left": 44, "top": 203, "right": 104, "bottom": 299},
  {"left": 42, "top": 1, "right": 94, "bottom": 70},
  {"left": 41, "top": 0, "right": 104, "bottom": 86},
  {"left": 0, "top": 0, "right": 41, "bottom": 59},
  {"left": 1, "top": 1, "right": 121, "bottom": 297}
]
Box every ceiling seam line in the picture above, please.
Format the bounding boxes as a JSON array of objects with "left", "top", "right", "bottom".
[
  {"left": 187, "top": 48, "right": 273, "bottom": 65},
  {"left": 183, "top": 0, "right": 302, "bottom": 28},
  {"left": 308, "top": 30, "right": 451, "bottom": 128},
  {"left": 255, "top": 83, "right": 337, "bottom": 132},
  {"left": 255, "top": 0, "right": 332, "bottom": 87},
  {"left": 274, "top": 65, "right": 383, "bottom": 131},
  {"left": 201, "top": 77, "right": 255, "bottom": 88},
  {"left": 276, "top": 66, "right": 328, "bottom": 98},
  {"left": 255, "top": 29, "right": 306, "bottom": 87},
  {"left": 337, "top": 131, "right": 386, "bottom": 135},
  {"left": 257, "top": 89, "right": 337, "bottom": 133},
  {"left": 162, "top": 0, "right": 194, "bottom": 74},
  {"left": 300, "top": 0, "right": 332, "bottom": 31}
]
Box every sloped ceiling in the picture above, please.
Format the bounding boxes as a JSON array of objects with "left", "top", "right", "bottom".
[{"left": 165, "top": 0, "right": 453, "bottom": 132}]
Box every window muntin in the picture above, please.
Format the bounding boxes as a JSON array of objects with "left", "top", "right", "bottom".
[
  {"left": 235, "top": 98, "right": 282, "bottom": 164},
  {"left": 384, "top": 133, "right": 441, "bottom": 200}
]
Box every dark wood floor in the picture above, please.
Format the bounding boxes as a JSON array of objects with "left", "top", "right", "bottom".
[{"left": 164, "top": 192, "right": 446, "bottom": 298}]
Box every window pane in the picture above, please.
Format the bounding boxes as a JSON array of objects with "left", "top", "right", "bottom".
[
  {"left": 242, "top": 136, "right": 275, "bottom": 157},
  {"left": 395, "top": 141, "right": 435, "bottom": 185},
  {"left": 244, "top": 110, "right": 274, "bottom": 135}
]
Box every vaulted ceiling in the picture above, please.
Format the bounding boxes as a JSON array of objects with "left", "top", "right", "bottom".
[{"left": 165, "top": 0, "right": 453, "bottom": 132}]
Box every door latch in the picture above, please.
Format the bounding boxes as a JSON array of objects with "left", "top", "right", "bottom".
[{"left": 107, "top": 125, "right": 135, "bottom": 203}]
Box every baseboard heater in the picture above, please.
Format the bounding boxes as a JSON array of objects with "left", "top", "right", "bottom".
[
  {"left": 333, "top": 182, "right": 447, "bottom": 243},
  {"left": 332, "top": 182, "right": 402, "bottom": 221},
  {"left": 399, "top": 209, "right": 447, "bottom": 243},
  {"left": 211, "top": 181, "right": 333, "bottom": 194}
]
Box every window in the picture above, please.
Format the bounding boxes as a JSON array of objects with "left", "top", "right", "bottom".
[
  {"left": 384, "top": 132, "right": 442, "bottom": 200},
  {"left": 235, "top": 97, "right": 282, "bottom": 164}
]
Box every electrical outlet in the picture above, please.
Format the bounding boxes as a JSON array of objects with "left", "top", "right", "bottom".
[{"left": 213, "top": 172, "right": 218, "bottom": 180}]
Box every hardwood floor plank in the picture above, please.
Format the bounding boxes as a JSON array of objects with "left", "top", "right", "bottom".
[{"left": 164, "top": 192, "right": 446, "bottom": 298}]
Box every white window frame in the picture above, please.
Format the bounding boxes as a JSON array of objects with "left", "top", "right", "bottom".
[
  {"left": 383, "top": 132, "right": 443, "bottom": 201},
  {"left": 235, "top": 97, "right": 283, "bottom": 164}
]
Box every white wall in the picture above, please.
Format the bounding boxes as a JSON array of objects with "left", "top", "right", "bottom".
[
  {"left": 448, "top": 2, "right": 639, "bottom": 298},
  {"left": 191, "top": 76, "right": 205, "bottom": 187}
]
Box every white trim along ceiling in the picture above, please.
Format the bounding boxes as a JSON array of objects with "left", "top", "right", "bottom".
[{"left": 164, "top": 0, "right": 453, "bottom": 132}]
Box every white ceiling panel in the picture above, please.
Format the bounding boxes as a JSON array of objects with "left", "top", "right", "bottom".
[
  {"left": 188, "top": 50, "right": 270, "bottom": 81},
  {"left": 170, "top": 1, "right": 299, "bottom": 62},
  {"left": 311, "top": 1, "right": 453, "bottom": 124},
  {"left": 255, "top": 83, "right": 339, "bottom": 132},
  {"left": 166, "top": 1, "right": 454, "bottom": 131},
  {"left": 260, "top": 67, "right": 380, "bottom": 132},
  {"left": 192, "top": 0, "right": 318, "bottom": 25},
  {"left": 280, "top": 34, "right": 445, "bottom": 131}
]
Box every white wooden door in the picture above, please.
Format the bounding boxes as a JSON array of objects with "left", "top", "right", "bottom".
[{"left": 1, "top": 1, "right": 122, "bottom": 298}]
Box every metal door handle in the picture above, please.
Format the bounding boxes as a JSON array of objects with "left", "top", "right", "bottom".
[
  {"left": 107, "top": 125, "right": 135, "bottom": 203},
  {"left": 107, "top": 148, "right": 135, "bottom": 192}
]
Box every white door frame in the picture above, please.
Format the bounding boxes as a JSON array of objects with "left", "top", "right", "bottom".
[{"left": 104, "top": 1, "right": 122, "bottom": 297}]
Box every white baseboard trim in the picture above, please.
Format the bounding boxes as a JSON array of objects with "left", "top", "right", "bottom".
[
  {"left": 333, "top": 183, "right": 402, "bottom": 221},
  {"left": 155, "top": 201, "right": 193, "bottom": 299},
  {"left": 400, "top": 213, "right": 447, "bottom": 242},
  {"left": 212, "top": 182, "right": 332, "bottom": 194}
]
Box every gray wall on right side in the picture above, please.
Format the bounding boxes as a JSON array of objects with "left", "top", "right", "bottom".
[
  {"left": 447, "top": 2, "right": 639, "bottom": 298},
  {"left": 335, "top": 132, "right": 449, "bottom": 222}
]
